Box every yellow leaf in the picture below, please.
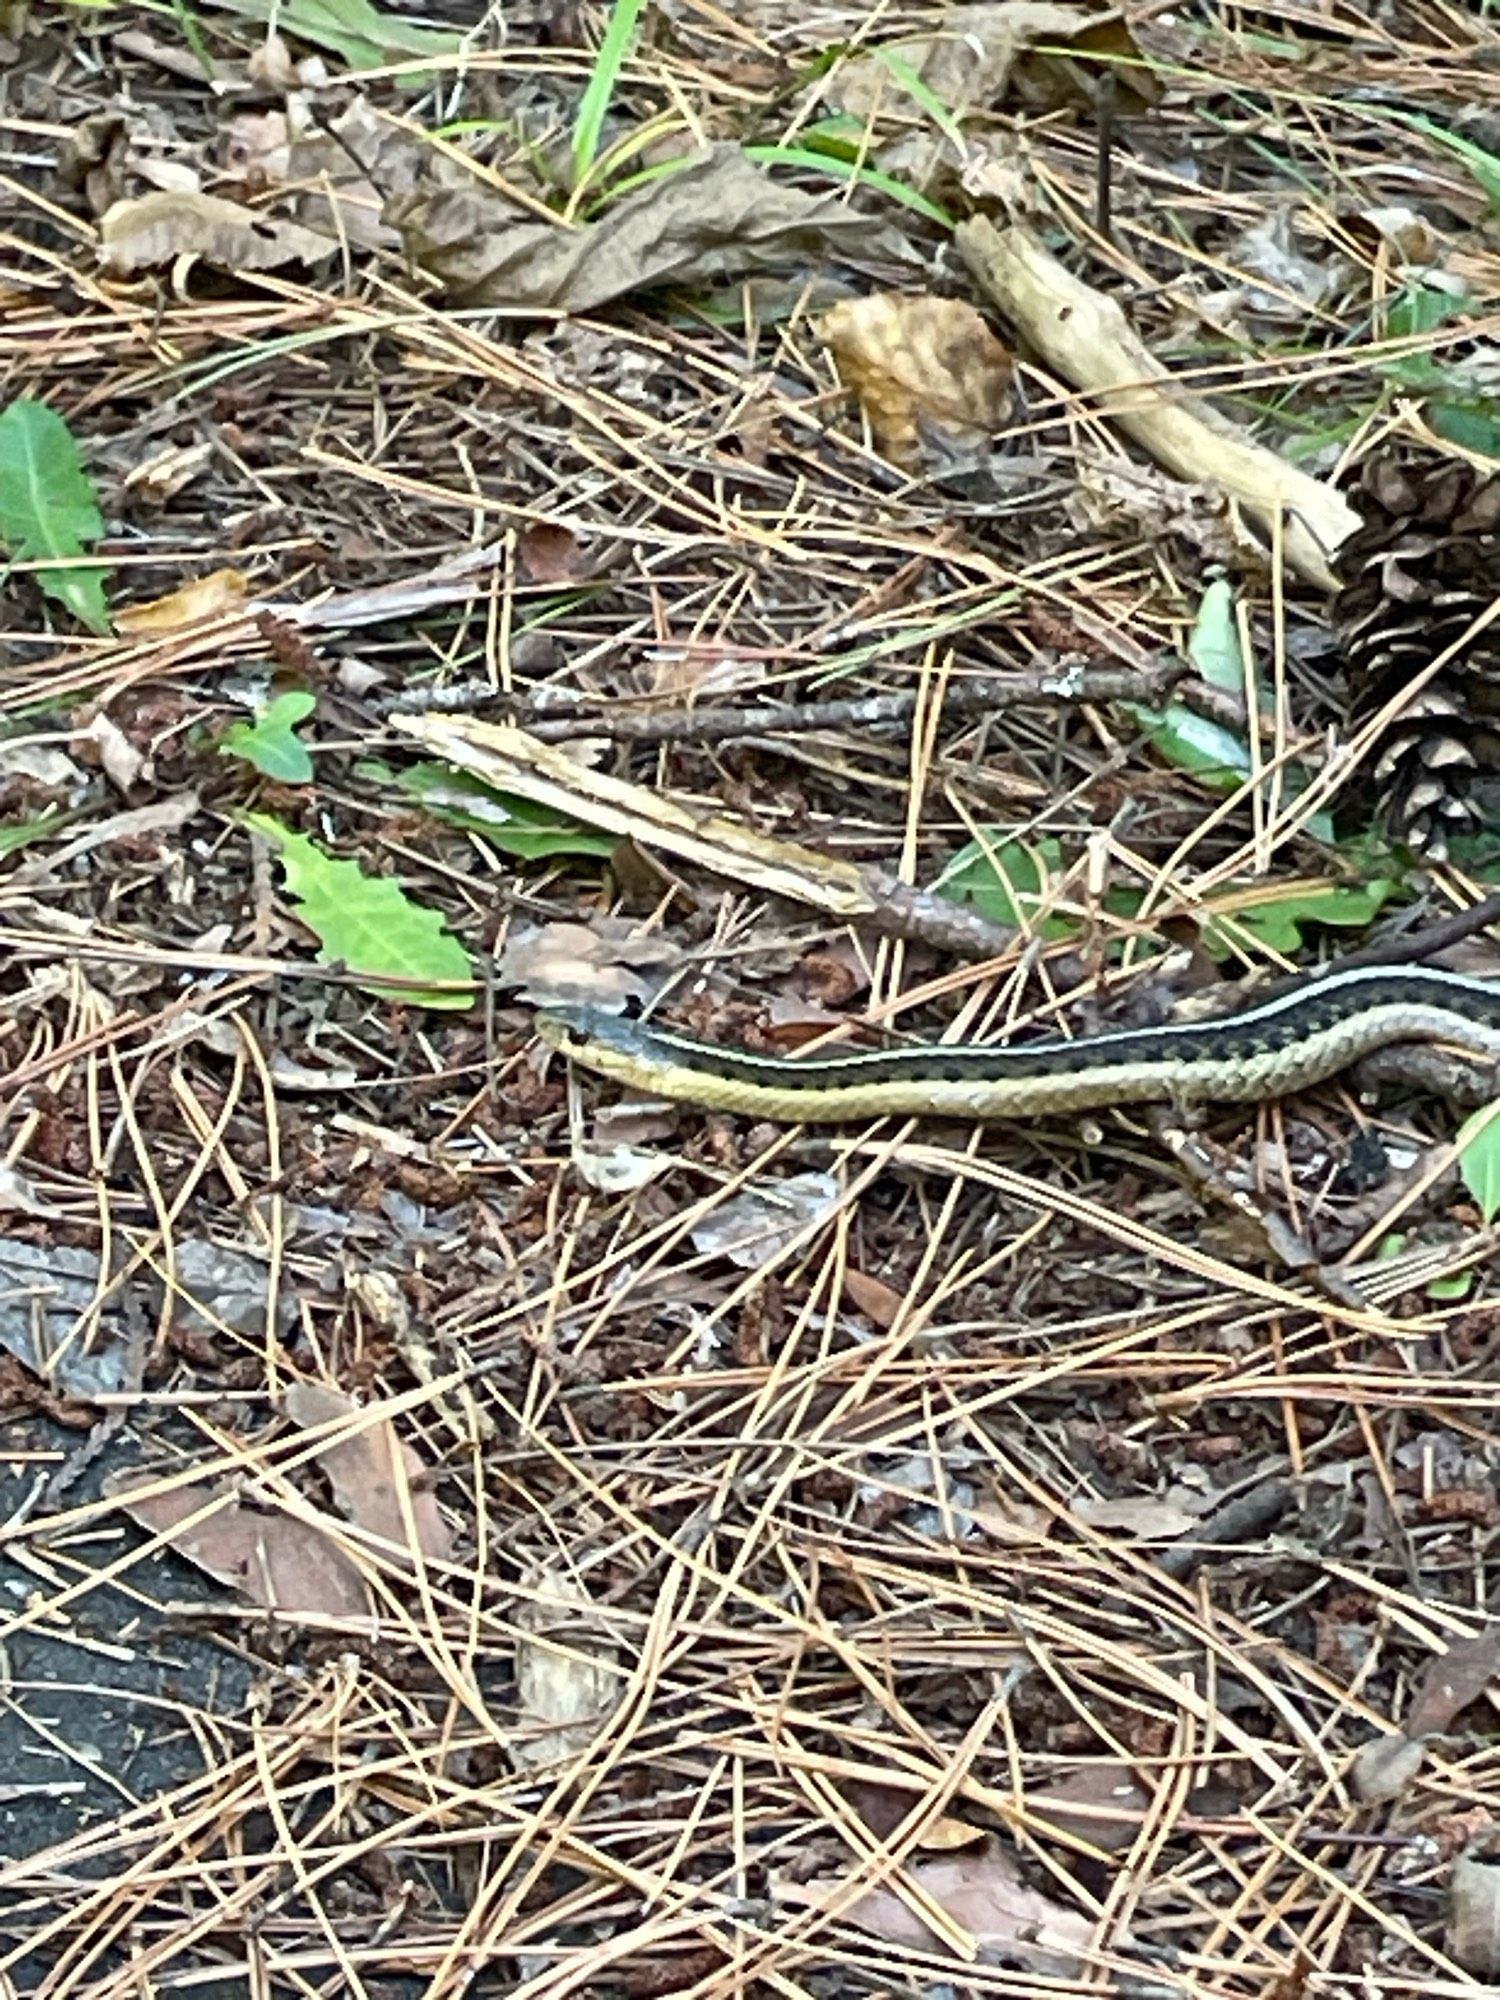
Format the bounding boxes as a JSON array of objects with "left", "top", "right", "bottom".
[{"left": 116, "top": 568, "right": 250, "bottom": 633}]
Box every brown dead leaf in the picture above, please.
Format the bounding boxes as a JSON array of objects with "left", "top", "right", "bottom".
[
  {"left": 690, "top": 1171, "right": 841, "bottom": 1271},
  {"left": 1406, "top": 1625, "right": 1500, "bottom": 1738},
  {"left": 391, "top": 143, "right": 918, "bottom": 313},
  {"left": 116, "top": 568, "right": 250, "bottom": 634},
  {"left": 776, "top": 1842, "right": 1092, "bottom": 1974},
  {"left": 495, "top": 918, "right": 678, "bottom": 1011},
  {"left": 100, "top": 190, "right": 337, "bottom": 276},
  {"left": 518, "top": 523, "right": 587, "bottom": 583},
  {"left": 511, "top": 1563, "right": 627, "bottom": 1772},
  {"left": 283, "top": 1381, "right": 453, "bottom": 1565},
  {"left": 818, "top": 293, "right": 1013, "bottom": 470},
  {"left": 840, "top": 1778, "right": 985, "bottom": 1849},
  {"left": 222, "top": 109, "right": 291, "bottom": 190},
  {"left": 1029, "top": 1762, "right": 1150, "bottom": 1852},
  {"left": 1450, "top": 1845, "right": 1500, "bottom": 1975},
  {"left": 105, "top": 1469, "right": 372, "bottom": 1621},
  {"left": 971, "top": 1490, "right": 1055, "bottom": 1543},
  {"left": 1350, "top": 1732, "right": 1426, "bottom": 1804},
  {"left": 832, "top": 4, "right": 1152, "bottom": 127},
  {"left": 842, "top": 1267, "right": 907, "bottom": 1329},
  {"left": 121, "top": 441, "right": 214, "bottom": 505}
]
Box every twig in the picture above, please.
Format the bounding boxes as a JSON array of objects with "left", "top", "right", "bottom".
[{"left": 502, "top": 658, "right": 1191, "bottom": 746}]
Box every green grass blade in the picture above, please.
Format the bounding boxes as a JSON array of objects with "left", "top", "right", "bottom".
[{"left": 573, "top": 0, "right": 645, "bottom": 183}]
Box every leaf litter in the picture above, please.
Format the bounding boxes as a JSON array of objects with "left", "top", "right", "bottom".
[{"left": 6, "top": 3, "right": 1500, "bottom": 1995}]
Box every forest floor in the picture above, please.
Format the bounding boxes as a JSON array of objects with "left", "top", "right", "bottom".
[{"left": 4, "top": 3, "right": 1500, "bottom": 1998}]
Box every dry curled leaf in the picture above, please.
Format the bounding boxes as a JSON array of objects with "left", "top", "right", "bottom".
[
  {"left": 1072, "top": 1494, "right": 1198, "bottom": 1539},
  {"left": 690, "top": 1171, "right": 841, "bottom": 1271},
  {"left": 100, "top": 190, "right": 337, "bottom": 276},
  {"left": 391, "top": 143, "right": 918, "bottom": 313},
  {"left": 832, "top": 4, "right": 1155, "bottom": 134},
  {"left": 818, "top": 293, "right": 1013, "bottom": 470}
]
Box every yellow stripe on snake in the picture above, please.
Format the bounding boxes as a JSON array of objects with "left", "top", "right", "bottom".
[{"left": 538, "top": 967, "right": 1500, "bottom": 1122}]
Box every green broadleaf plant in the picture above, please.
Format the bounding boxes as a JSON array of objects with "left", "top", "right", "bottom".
[
  {"left": 218, "top": 691, "right": 317, "bottom": 783},
  {"left": 374, "top": 760, "right": 617, "bottom": 861},
  {"left": 245, "top": 812, "right": 475, "bottom": 1009},
  {"left": 1456, "top": 1101, "right": 1500, "bottom": 1225},
  {"left": 0, "top": 399, "right": 111, "bottom": 633}
]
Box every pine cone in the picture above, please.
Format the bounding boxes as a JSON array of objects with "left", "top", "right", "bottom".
[{"left": 1333, "top": 453, "right": 1500, "bottom": 856}]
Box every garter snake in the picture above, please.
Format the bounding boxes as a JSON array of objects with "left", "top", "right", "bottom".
[{"left": 537, "top": 966, "right": 1500, "bottom": 1123}]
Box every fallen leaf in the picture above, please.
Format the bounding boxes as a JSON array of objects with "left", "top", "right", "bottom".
[
  {"left": 511, "top": 1564, "right": 627, "bottom": 1771},
  {"left": 99, "top": 190, "right": 337, "bottom": 276},
  {"left": 391, "top": 143, "right": 918, "bottom": 313},
  {"left": 1406, "top": 1626, "right": 1500, "bottom": 1738},
  {"left": 832, "top": 3, "right": 1152, "bottom": 126},
  {"left": 495, "top": 918, "right": 677, "bottom": 1011},
  {"left": 1029, "top": 1763, "right": 1150, "bottom": 1852},
  {"left": 970, "top": 1488, "right": 1054, "bottom": 1543},
  {"left": 77, "top": 712, "right": 144, "bottom": 792},
  {"left": 842, "top": 1777, "right": 985, "bottom": 1850},
  {"left": 105, "top": 1470, "right": 372, "bottom": 1621},
  {"left": 842, "top": 1267, "right": 906, "bottom": 1328},
  {"left": 0, "top": 1237, "right": 134, "bottom": 1398},
  {"left": 283, "top": 1381, "right": 452, "bottom": 1565},
  {"left": 818, "top": 292, "right": 1013, "bottom": 469},
  {"left": 569, "top": 1138, "right": 675, "bottom": 1193},
  {"left": 1449, "top": 1844, "right": 1500, "bottom": 1975},
  {"left": 776, "top": 1842, "right": 1092, "bottom": 1974},
  {"left": 690, "top": 1172, "right": 841, "bottom": 1270},
  {"left": 518, "top": 522, "right": 586, "bottom": 583},
  {"left": 1350, "top": 1733, "right": 1426, "bottom": 1804},
  {"left": 120, "top": 441, "right": 214, "bottom": 505},
  {"left": 1072, "top": 1495, "right": 1198, "bottom": 1538},
  {"left": 1227, "top": 211, "right": 1342, "bottom": 316},
  {"left": 222, "top": 109, "right": 292, "bottom": 189},
  {"left": 116, "top": 568, "right": 249, "bottom": 633}
]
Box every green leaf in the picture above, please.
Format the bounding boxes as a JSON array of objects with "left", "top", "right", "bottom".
[
  {"left": 218, "top": 691, "right": 317, "bottom": 783},
  {"left": 934, "top": 834, "right": 1079, "bottom": 939},
  {"left": 1446, "top": 831, "right": 1500, "bottom": 880},
  {"left": 1188, "top": 579, "right": 1245, "bottom": 694},
  {"left": 197, "top": 0, "right": 462, "bottom": 72},
  {"left": 1386, "top": 282, "right": 1464, "bottom": 341},
  {"left": 372, "top": 759, "right": 617, "bottom": 861},
  {"left": 1128, "top": 702, "right": 1253, "bottom": 791},
  {"left": 245, "top": 812, "right": 475, "bottom": 1010},
  {"left": 744, "top": 144, "right": 954, "bottom": 226},
  {"left": 871, "top": 45, "right": 966, "bottom": 148},
  {"left": 573, "top": 0, "right": 646, "bottom": 181},
  {"left": 0, "top": 399, "right": 111, "bottom": 633},
  {"left": 1456, "top": 1102, "right": 1500, "bottom": 1224},
  {"left": 1428, "top": 1269, "right": 1475, "bottom": 1301},
  {"left": 0, "top": 807, "right": 70, "bottom": 860},
  {"left": 1429, "top": 403, "right": 1500, "bottom": 460},
  {"left": 1397, "top": 113, "right": 1500, "bottom": 217},
  {"left": 1208, "top": 877, "right": 1399, "bottom": 957},
  {"left": 793, "top": 116, "right": 867, "bottom": 163}
]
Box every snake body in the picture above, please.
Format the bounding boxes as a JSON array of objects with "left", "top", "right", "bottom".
[{"left": 537, "top": 966, "right": 1500, "bottom": 1122}]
